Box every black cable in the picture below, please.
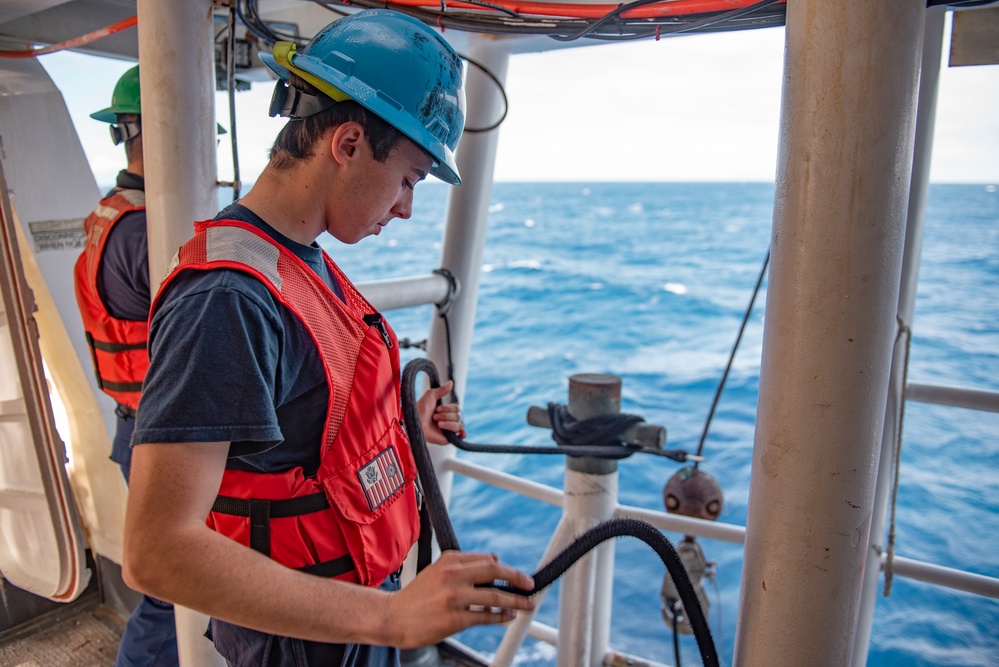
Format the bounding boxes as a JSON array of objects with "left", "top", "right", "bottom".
[
  {"left": 669, "top": 598, "right": 683, "bottom": 667},
  {"left": 312, "top": 0, "right": 787, "bottom": 41},
  {"left": 551, "top": 0, "right": 781, "bottom": 42},
  {"left": 226, "top": 1, "right": 242, "bottom": 201},
  {"left": 399, "top": 357, "right": 718, "bottom": 667},
  {"left": 694, "top": 247, "right": 769, "bottom": 465},
  {"left": 460, "top": 53, "right": 509, "bottom": 133}
]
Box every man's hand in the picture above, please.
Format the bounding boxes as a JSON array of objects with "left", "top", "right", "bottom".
[
  {"left": 383, "top": 551, "right": 535, "bottom": 648},
  {"left": 417, "top": 380, "right": 465, "bottom": 444}
]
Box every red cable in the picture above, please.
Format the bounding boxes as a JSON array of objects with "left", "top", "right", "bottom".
[
  {"left": 0, "top": 15, "right": 137, "bottom": 59},
  {"left": 375, "top": 0, "right": 782, "bottom": 20}
]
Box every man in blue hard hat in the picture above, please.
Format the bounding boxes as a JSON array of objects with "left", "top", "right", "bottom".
[
  {"left": 122, "top": 10, "right": 534, "bottom": 667},
  {"left": 73, "top": 65, "right": 180, "bottom": 667}
]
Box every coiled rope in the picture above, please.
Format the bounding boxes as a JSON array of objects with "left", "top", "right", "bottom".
[{"left": 400, "top": 357, "right": 719, "bottom": 667}]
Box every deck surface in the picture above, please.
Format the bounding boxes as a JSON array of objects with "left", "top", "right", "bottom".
[{"left": 0, "top": 592, "right": 123, "bottom": 667}]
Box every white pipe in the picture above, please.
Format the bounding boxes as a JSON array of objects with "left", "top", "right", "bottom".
[
  {"left": 443, "top": 457, "right": 565, "bottom": 507},
  {"left": 137, "top": 0, "right": 218, "bottom": 294},
  {"left": 616, "top": 505, "right": 747, "bottom": 546},
  {"left": 853, "top": 9, "right": 946, "bottom": 665},
  {"left": 734, "top": 2, "right": 926, "bottom": 665},
  {"left": 557, "top": 467, "right": 617, "bottom": 667},
  {"left": 426, "top": 36, "right": 510, "bottom": 508},
  {"left": 905, "top": 382, "right": 999, "bottom": 412},
  {"left": 136, "top": 1, "right": 224, "bottom": 665},
  {"left": 357, "top": 274, "right": 451, "bottom": 312},
  {"left": 887, "top": 555, "right": 999, "bottom": 599}
]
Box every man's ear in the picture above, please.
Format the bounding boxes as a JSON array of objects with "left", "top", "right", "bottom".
[{"left": 330, "top": 122, "right": 364, "bottom": 165}]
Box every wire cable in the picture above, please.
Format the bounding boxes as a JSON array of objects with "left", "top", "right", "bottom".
[
  {"left": 226, "top": 1, "right": 242, "bottom": 201},
  {"left": 694, "top": 247, "right": 769, "bottom": 466},
  {"left": 0, "top": 16, "right": 137, "bottom": 58}
]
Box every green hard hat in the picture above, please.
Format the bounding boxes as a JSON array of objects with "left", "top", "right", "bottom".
[
  {"left": 90, "top": 65, "right": 228, "bottom": 136},
  {"left": 91, "top": 65, "right": 141, "bottom": 122}
]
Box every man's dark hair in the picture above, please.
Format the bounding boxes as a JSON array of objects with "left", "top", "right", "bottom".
[{"left": 269, "top": 75, "right": 405, "bottom": 169}]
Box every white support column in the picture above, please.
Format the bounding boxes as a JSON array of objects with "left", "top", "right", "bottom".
[
  {"left": 137, "top": 0, "right": 218, "bottom": 292},
  {"left": 734, "top": 2, "right": 926, "bottom": 665},
  {"left": 135, "top": 1, "right": 223, "bottom": 665},
  {"left": 426, "top": 37, "right": 510, "bottom": 501},
  {"left": 852, "top": 8, "right": 946, "bottom": 666}
]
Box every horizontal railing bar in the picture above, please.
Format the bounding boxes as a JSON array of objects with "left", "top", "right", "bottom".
[
  {"left": 356, "top": 273, "right": 451, "bottom": 313},
  {"left": 615, "top": 504, "right": 748, "bottom": 545},
  {"left": 885, "top": 554, "right": 999, "bottom": 599},
  {"left": 444, "top": 456, "right": 998, "bottom": 601},
  {"left": 906, "top": 382, "right": 999, "bottom": 413},
  {"left": 443, "top": 457, "right": 564, "bottom": 507}
]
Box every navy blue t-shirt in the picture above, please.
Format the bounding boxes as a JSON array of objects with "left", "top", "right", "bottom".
[{"left": 132, "top": 203, "right": 344, "bottom": 476}]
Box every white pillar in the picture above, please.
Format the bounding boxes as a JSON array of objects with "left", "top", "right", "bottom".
[
  {"left": 851, "top": 7, "right": 946, "bottom": 666},
  {"left": 136, "top": 1, "right": 223, "bottom": 665},
  {"left": 137, "top": 0, "right": 218, "bottom": 292},
  {"left": 734, "top": 2, "right": 926, "bottom": 665},
  {"left": 427, "top": 37, "right": 510, "bottom": 500}
]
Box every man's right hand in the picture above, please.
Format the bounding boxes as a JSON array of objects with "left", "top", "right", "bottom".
[{"left": 382, "top": 550, "right": 536, "bottom": 649}]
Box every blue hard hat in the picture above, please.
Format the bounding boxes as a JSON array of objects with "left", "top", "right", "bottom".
[{"left": 260, "top": 9, "right": 465, "bottom": 185}]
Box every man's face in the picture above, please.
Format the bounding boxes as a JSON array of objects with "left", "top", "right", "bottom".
[{"left": 327, "top": 135, "right": 433, "bottom": 245}]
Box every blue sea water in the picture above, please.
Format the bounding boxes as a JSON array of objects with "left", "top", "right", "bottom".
[{"left": 316, "top": 181, "right": 999, "bottom": 667}]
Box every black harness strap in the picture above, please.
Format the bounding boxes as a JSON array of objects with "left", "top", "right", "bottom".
[
  {"left": 211, "top": 492, "right": 355, "bottom": 577},
  {"left": 90, "top": 338, "right": 147, "bottom": 352}
]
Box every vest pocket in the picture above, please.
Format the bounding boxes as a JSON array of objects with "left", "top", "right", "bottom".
[{"left": 324, "top": 420, "right": 419, "bottom": 586}]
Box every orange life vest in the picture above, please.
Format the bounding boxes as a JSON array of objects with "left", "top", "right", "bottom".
[
  {"left": 73, "top": 189, "right": 149, "bottom": 410},
  {"left": 154, "top": 219, "right": 419, "bottom": 587}
]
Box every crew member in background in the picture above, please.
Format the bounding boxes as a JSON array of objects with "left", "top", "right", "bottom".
[
  {"left": 73, "top": 65, "right": 179, "bottom": 667},
  {"left": 122, "top": 10, "right": 535, "bottom": 667}
]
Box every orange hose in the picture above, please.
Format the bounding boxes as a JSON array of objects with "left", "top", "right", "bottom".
[
  {"left": 378, "top": 0, "right": 782, "bottom": 20},
  {"left": 0, "top": 15, "right": 137, "bottom": 58}
]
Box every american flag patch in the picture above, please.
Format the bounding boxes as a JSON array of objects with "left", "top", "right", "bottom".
[{"left": 357, "top": 447, "right": 405, "bottom": 511}]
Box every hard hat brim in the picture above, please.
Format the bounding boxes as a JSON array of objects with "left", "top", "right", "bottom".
[{"left": 90, "top": 108, "right": 120, "bottom": 123}]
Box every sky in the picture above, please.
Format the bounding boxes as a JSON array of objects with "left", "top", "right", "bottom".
[{"left": 40, "top": 16, "right": 999, "bottom": 187}]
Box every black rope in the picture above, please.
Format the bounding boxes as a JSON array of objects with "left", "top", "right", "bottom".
[{"left": 400, "top": 357, "right": 719, "bottom": 667}]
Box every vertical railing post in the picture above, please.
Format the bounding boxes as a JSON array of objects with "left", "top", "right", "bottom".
[
  {"left": 851, "top": 7, "right": 946, "bottom": 665},
  {"left": 557, "top": 374, "right": 619, "bottom": 667}
]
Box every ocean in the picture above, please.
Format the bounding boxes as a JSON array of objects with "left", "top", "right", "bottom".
[{"left": 306, "top": 181, "right": 999, "bottom": 666}]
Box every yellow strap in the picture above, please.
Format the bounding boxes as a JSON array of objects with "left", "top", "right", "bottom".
[{"left": 272, "top": 41, "right": 351, "bottom": 103}]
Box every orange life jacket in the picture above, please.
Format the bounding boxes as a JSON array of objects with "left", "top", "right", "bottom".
[
  {"left": 154, "top": 219, "right": 419, "bottom": 587},
  {"left": 73, "top": 189, "right": 149, "bottom": 410}
]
